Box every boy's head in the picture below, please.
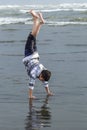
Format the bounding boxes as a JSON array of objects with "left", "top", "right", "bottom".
[{"left": 38, "top": 70, "right": 51, "bottom": 82}]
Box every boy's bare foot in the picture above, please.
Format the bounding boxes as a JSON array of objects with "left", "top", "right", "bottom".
[
  {"left": 30, "top": 10, "right": 39, "bottom": 19},
  {"left": 38, "top": 12, "right": 45, "bottom": 24}
]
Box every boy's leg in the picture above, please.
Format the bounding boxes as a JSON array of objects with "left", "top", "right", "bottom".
[
  {"left": 25, "top": 10, "right": 45, "bottom": 56},
  {"left": 30, "top": 10, "right": 45, "bottom": 37}
]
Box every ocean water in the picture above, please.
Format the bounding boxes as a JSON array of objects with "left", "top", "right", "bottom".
[
  {"left": 0, "top": 3, "right": 87, "bottom": 130},
  {"left": 0, "top": 3, "right": 87, "bottom": 26}
]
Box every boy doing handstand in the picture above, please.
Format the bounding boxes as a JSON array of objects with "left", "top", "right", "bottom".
[{"left": 23, "top": 10, "right": 53, "bottom": 99}]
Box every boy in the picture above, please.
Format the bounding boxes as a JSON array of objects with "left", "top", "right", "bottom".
[{"left": 23, "top": 10, "right": 53, "bottom": 99}]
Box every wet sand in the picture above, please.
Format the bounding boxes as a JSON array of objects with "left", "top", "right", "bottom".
[{"left": 0, "top": 24, "right": 87, "bottom": 130}]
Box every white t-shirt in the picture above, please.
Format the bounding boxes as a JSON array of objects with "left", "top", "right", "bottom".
[{"left": 22, "top": 52, "right": 49, "bottom": 90}]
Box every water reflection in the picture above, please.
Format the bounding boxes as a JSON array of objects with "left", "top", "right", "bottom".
[{"left": 25, "top": 95, "right": 51, "bottom": 130}]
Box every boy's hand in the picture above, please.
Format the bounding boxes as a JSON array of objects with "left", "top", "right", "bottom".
[
  {"left": 47, "top": 92, "right": 53, "bottom": 96},
  {"left": 45, "top": 87, "right": 53, "bottom": 96},
  {"left": 29, "top": 96, "right": 36, "bottom": 99}
]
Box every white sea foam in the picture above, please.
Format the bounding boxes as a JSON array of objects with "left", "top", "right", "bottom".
[
  {"left": 0, "top": 17, "right": 31, "bottom": 25},
  {"left": 46, "top": 21, "right": 87, "bottom": 26},
  {"left": 0, "top": 17, "right": 87, "bottom": 26},
  {"left": 0, "top": 3, "right": 87, "bottom": 12}
]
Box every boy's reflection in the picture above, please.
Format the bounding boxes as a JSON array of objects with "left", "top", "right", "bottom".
[{"left": 25, "top": 95, "right": 51, "bottom": 130}]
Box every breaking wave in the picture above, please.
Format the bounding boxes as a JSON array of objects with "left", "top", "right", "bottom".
[{"left": 0, "top": 3, "right": 87, "bottom": 26}]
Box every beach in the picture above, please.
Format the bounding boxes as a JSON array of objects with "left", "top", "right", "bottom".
[{"left": 0, "top": 4, "right": 87, "bottom": 130}]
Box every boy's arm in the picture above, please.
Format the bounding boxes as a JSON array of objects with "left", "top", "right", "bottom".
[
  {"left": 43, "top": 81, "right": 53, "bottom": 96},
  {"left": 29, "top": 88, "right": 36, "bottom": 99},
  {"left": 29, "top": 78, "right": 36, "bottom": 99},
  {"left": 45, "top": 86, "right": 53, "bottom": 96}
]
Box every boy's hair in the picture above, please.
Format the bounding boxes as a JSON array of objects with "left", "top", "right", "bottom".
[{"left": 41, "top": 70, "right": 51, "bottom": 81}]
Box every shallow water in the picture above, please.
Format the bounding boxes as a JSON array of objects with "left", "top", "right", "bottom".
[{"left": 0, "top": 24, "right": 87, "bottom": 130}]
